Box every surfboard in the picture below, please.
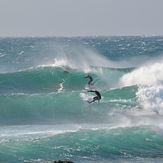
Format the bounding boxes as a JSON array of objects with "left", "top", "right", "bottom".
[
  {"left": 84, "top": 81, "right": 96, "bottom": 90},
  {"left": 84, "top": 85, "right": 90, "bottom": 90}
]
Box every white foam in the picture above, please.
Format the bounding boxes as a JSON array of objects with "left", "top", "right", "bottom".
[
  {"left": 120, "top": 62, "right": 163, "bottom": 86},
  {"left": 119, "top": 60, "right": 163, "bottom": 115},
  {"left": 52, "top": 58, "right": 70, "bottom": 67},
  {"left": 58, "top": 80, "right": 65, "bottom": 93},
  {"left": 136, "top": 85, "right": 163, "bottom": 114},
  {"left": 80, "top": 92, "right": 93, "bottom": 102},
  {"left": 0, "top": 125, "right": 79, "bottom": 142}
]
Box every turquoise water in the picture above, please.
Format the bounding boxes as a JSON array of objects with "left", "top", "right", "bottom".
[{"left": 0, "top": 36, "right": 163, "bottom": 162}]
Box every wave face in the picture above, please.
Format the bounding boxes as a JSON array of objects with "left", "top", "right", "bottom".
[{"left": 1, "top": 36, "right": 163, "bottom": 163}]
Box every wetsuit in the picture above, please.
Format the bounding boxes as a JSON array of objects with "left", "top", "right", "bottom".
[
  {"left": 87, "top": 90, "right": 101, "bottom": 103},
  {"left": 85, "top": 75, "right": 93, "bottom": 86}
]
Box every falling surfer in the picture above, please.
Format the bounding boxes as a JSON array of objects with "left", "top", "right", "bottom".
[
  {"left": 87, "top": 90, "right": 101, "bottom": 103},
  {"left": 85, "top": 75, "right": 93, "bottom": 87}
]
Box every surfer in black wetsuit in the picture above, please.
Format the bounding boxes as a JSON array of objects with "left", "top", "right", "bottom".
[
  {"left": 87, "top": 90, "right": 101, "bottom": 103},
  {"left": 85, "top": 75, "right": 93, "bottom": 87}
]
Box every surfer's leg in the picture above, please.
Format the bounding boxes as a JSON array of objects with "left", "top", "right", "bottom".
[
  {"left": 94, "top": 96, "right": 100, "bottom": 103},
  {"left": 88, "top": 99, "right": 95, "bottom": 103},
  {"left": 88, "top": 79, "right": 93, "bottom": 86},
  {"left": 88, "top": 96, "right": 98, "bottom": 103}
]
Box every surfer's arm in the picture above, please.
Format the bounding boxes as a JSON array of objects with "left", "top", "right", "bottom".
[{"left": 87, "top": 90, "right": 95, "bottom": 93}]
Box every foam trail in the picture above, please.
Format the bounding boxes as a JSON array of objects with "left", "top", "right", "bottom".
[{"left": 58, "top": 80, "right": 65, "bottom": 93}]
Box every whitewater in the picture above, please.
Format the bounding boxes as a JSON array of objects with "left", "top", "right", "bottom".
[{"left": 0, "top": 36, "right": 163, "bottom": 163}]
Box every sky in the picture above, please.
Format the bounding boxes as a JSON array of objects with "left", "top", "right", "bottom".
[{"left": 0, "top": 0, "right": 163, "bottom": 37}]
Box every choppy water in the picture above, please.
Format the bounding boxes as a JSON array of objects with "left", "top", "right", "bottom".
[{"left": 0, "top": 36, "right": 163, "bottom": 163}]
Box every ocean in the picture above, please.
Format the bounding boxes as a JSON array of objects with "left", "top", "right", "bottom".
[{"left": 0, "top": 36, "right": 163, "bottom": 163}]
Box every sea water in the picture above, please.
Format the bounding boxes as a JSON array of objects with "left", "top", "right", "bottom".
[{"left": 0, "top": 36, "right": 163, "bottom": 162}]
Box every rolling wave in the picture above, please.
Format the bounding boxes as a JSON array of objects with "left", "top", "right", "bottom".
[
  {"left": 0, "top": 84, "right": 139, "bottom": 125},
  {"left": 0, "top": 65, "right": 134, "bottom": 95},
  {"left": 1, "top": 63, "right": 163, "bottom": 125},
  {"left": 1, "top": 125, "right": 163, "bottom": 163}
]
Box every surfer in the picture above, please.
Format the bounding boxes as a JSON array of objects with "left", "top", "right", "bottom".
[
  {"left": 85, "top": 75, "right": 93, "bottom": 87},
  {"left": 87, "top": 90, "right": 101, "bottom": 103}
]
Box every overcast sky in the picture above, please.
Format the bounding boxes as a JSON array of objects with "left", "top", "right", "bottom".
[{"left": 0, "top": 0, "right": 163, "bottom": 37}]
